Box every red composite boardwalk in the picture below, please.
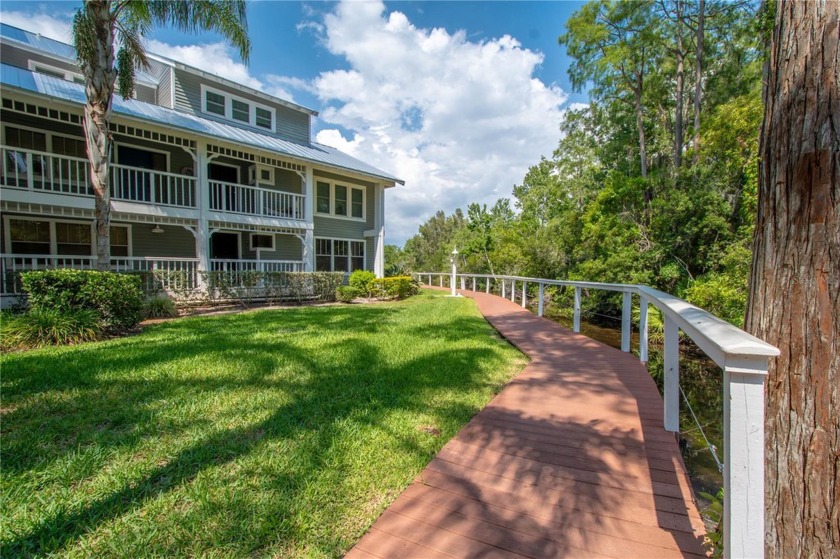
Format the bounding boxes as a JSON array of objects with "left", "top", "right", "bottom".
[{"left": 346, "top": 288, "right": 708, "bottom": 559}]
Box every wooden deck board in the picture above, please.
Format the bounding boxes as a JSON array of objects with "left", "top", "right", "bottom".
[{"left": 347, "top": 288, "right": 708, "bottom": 558}]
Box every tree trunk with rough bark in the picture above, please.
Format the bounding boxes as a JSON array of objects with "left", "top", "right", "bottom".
[
  {"left": 674, "top": 0, "right": 685, "bottom": 169},
  {"left": 692, "top": 0, "right": 704, "bottom": 164},
  {"left": 634, "top": 74, "right": 648, "bottom": 178},
  {"left": 745, "top": 1, "right": 839, "bottom": 556},
  {"left": 81, "top": 0, "right": 116, "bottom": 271}
]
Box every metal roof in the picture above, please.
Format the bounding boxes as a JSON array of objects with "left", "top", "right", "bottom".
[
  {"left": 1, "top": 64, "right": 402, "bottom": 185},
  {"left": 0, "top": 23, "right": 159, "bottom": 85}
]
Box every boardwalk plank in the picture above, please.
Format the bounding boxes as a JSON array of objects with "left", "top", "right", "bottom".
[{"left": 346, "top": 288, "right": 708, "bottom": 558}]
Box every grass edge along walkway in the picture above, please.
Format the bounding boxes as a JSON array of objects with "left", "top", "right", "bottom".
[{"left": 347, "top": 287, "right": 708, "bottom": 559}]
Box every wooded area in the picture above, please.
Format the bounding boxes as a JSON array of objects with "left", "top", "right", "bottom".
[{"left": 394, "top": 0, "right": 768, "bottom": 327}]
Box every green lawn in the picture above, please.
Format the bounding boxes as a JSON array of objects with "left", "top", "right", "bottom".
[{"left": 0, "top": 290, "right": 526, "bottom": 558}]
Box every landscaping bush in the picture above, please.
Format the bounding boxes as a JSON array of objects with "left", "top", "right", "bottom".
[
  {"left": 199, "top": 271, "right": 345, "bottom": 305},
  {"left": 371, "top": 276, "right": 421, "bottom": 300},
  {"left": 335, "top": 285, "right": 361, "bottom": 303},
  {"left": 348, "top": 270, "right": 376, "bottom": 297},
  {"left": 1, "top": 307, "right": 102, "bottom": 350},
  {"left": 20, "top": 269, "right": 143, "bottom": 333},
  {"left": 142, "top": 295, "right": 178, "bottom": 319}
]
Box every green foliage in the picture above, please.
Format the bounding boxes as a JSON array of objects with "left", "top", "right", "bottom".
[
  {"left": 384, "top": 244, "right": 410, "bottom": 276},
  {"left": 370, "top": 276, "right": 421, "bottom": 300},
  {"left": 1, "top": 307, "right": 102, "bottom": 351},
  {"left": 142, "top": 295, "right": 178, "bottom": 319},
  {"left": 699, "top": 488, "right": 724, "bottom": 557},
  {"left": 21, "top": 270, "right": 142, "bottom": 333},
  {"left": 198, "top": 271, "right": 344, "bottom": 306},
  {"left": 348, "top": 270, "right": 376, "bottom": 296},
  {"left": 335, "top": 285, "right": 361, "bottom": 303}
]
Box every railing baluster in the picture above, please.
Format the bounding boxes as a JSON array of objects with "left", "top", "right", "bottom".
[
  {"left": 521, "top": 281, "right": 527, "bottom": 308},
  {"left": 639, "top": 295, "right": 649, "bottom": 363},
  {"left": 573, "top": 286, "right": 581, "bottom": 333},
  {"left": 663, "top": 314, "right": 680, "bottom": 432},
  {"left": 538, "top": 283, "right": 544, "bottom": 317},
  {"left": 621, "top": 291, "right": 632, "bottom": 352}
]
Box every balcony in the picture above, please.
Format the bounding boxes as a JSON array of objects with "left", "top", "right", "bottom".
[
  {"left": 209, "top": 180, "right": 305, "bottom": 221},
  {"left": 2, "top": 148, "right": 307, "bottom": 222}
]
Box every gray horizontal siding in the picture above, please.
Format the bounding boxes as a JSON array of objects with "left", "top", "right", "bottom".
[
  {"left": 313, "top": 216, "right": 367, "bottom": 239},
  {"left": 239, "top": 233, "right": 301, "bottom": 261},
  {"left": 172, "top": 68, "right": 310, "bottom": 145},
  {"left": 0, "top": 45, "right": 77, "bottom": 75},
  {"left": 366, "top": 237, "right": 375, "bottom": 271},
  {"left": 156, "top": 67, "right": 173, "bottom": 108},
  {"left": 131, "top": 223, "right": 195, "bottom": 258}
]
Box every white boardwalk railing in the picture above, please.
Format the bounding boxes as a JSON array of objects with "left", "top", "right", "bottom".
[{"left": 416, "top": 272, "right": 779, "bottom": 559}]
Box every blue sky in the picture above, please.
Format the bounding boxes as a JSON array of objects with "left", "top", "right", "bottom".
[{"left": 1, "top": 1, "right": 588, "bottom": 245}]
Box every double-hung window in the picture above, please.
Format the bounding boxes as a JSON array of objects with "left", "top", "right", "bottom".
[
  {"left": 315, "top": 239, "right": 366, "bottom": 272},
  {"left": 201, "top": 85, "right": 276, "bottom": 132},
  {"left": 6, "top": 218, "right": 130, "bottom": 257},
  {"left": 314, "top": 182, "right": 366, "bottom": 220}
]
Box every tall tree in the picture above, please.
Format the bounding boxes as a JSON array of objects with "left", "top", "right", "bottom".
[
  {"left": 73, "top": 0, "right": 250, "bottom": 270},
  {"left": 745, "top": 1, "right": 839, "bottom": 556}
]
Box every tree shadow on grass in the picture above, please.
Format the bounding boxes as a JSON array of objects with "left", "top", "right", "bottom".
[{"left": 1, "top": 298, "right": 522, "bottom": 556}]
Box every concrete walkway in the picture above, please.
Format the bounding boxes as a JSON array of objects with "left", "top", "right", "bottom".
[{"left": 347, "top": 288, "right": 708, "bottom": 558}]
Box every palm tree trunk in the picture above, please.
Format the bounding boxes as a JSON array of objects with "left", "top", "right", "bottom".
[
  {"left": 745, "top": 1, "right": 839, "bottom": 556},
  {"left": 81, "top": 0, "right": 116, "bottom": 271}
]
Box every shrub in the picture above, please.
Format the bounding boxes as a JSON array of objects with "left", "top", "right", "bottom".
[
  {"left": 349, "top": 270, "right": 376, "bottom": 296},
  {"left": 20, "top": 269, "right": 143, "bottom": 333},
  {"left": 143, "top": 295, "right": 178, "bottom": 319},
  {"left": 336, "top": 285, "right": 361, "bottom": 303},
  {"left": 1, "top": 307, "right": 102, "bottom": 350},
  {"left": 370, "top": 276, "right": 420, "bottom": 300}
]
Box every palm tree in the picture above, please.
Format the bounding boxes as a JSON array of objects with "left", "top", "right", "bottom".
[{"left": 72, "top": 0, "right": 250, "bottom": 270}]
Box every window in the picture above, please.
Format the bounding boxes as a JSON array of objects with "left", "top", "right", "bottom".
[
  {"left": 52, "top": 136, "right": 87, "bottom": 158},
  {"left": 316, "top": 238, "right": 332, "bottom": 272},
  {"left": 201, "top": 85, "right": 276, "bottom": 132},
  {"left": 314, "top": 182, "right": 365, "bottom": 220},
  {"left": 206, "top": 90, "right": 226, "bottom": 116},
  {"left": 250, "top": 234, "right": 274, "bottom": 250},
  {"left": 351, "top": 189, "right": 364, "bottom": 219},
  {"left": 28, "top": 61, "right": 84, "bottom": 83},
  {"left": 232, "top": 99, "right": 250, "bottom": 122},
  {"left": 316, "top": 182, "right": 331, "bottom": 214},
  {"left": 255, "top": 107, "right": 272, "bottom": 129},
  {"left": 55, "top": 222, "right": 91, "bottom": 255},
  {"left": 350, "top": 241, "right": 364, "bottom": 271},
  {"left": 111, "top": 226, "right": 129, "bottom": 257},
  {"left": 334, "top": 185, "right": 348, "bottom": 216},
  {"left": 5, "top": 127, "right": 47, "bottom": 151},
  {"left": 9, "top": 219, "right": 50, "bottom": 254},
  {"left": 315, "top": 238, "right": 365, "bottom": 272}
]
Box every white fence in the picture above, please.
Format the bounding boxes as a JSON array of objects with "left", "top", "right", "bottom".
[{"left": 416, "top": 272, "right": 778, "bottom": 559}]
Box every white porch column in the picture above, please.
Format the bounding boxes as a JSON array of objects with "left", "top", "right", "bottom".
[
  {"left": 373, "top": 183, "right": 385, "bottom": 278},
  {"left": 194, "top": 141, "right": 210, "bottom": 285},
  {"left": 303, "top": 167, "right": 315, "bottom": 272}
]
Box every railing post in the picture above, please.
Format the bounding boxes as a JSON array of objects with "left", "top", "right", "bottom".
[
  {"left": 723, "top": 362, "right": 767, "bottom": 559},
  {"left": 501, "top": 279, "right": 506, "bottom": 299},
  {"left": 439, "top": 275, "right": 443, "bottom": 287},
  {"left": 472, "top": 277, "right": 476, "bottom": 292},
  {"left": 573, "top": 287, "right": 581, "bottom": 333},
  {"left": 510, "top": 280, "right": 516, "bottom": 302},
  {"left": 621, "top": 291, "right": 632, "bottom": 352},
  {"left": 538, "top": 283, "right": 544, "bottom": 317},
  {"left": 460, "top": 276, "right": 465, "bottom": 290},
  {"left": 485, "top": 278, "right": 490, "bottom": 294},
  {"left": 639, "top": 294, "right": 649, "bottom": 363},
  {"left": 521, "top": 281, "right": 527, "bottom": 308},
  {"left": 663, "top": 314, "right": 679, "bottom": 432}
]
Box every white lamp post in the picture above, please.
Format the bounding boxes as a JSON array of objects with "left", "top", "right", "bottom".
[{"left": 450, "top": 248, "right": 459, "bottom": 297}]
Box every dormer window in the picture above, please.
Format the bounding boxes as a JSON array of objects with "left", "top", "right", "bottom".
[
  {"left": 28, "top": 61, "right": 84, "bottom": 84},
  {"left": 200, "top": 85, "right": 276, "bottom": 133}
]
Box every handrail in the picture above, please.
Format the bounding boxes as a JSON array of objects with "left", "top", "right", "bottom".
[{"left": 415, "top": 271, "right": 778, "bottom": 559}]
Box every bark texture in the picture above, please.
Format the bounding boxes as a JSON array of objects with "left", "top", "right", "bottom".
[
  {"left": 80, "top": 0, "right": 116, "bottom": 271},
  {"left": 745, "top": 1, "right": 839, "bottom": 556},
  {"left": 692, "top": 0, "right": 704, "bottom": 164}
]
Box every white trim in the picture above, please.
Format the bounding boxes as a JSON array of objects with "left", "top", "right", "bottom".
[
  {"left": 3, "top": 215, "right": 132, "bottom": 257},
  {"left": 208, "top": 160, "right": 241, "bottom": 184},
  {"left": 314, "top": 180, "right": 366, "bottom": 222},
  {"left": 314, "top": 236, "right": 366, "bottom": 273},
  {"left": 27, "top": 60, "right": 85, "bottom": 84},
  {"left": 200, "top": 84, "right": 276, "bottom": 133},
  {"left": 115, "top": 142, "right": 171, "bottom": 171},
  {"left": 249, "top": 232, "right": 275, "bottom": 251}
]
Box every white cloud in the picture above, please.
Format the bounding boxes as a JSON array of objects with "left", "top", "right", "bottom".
[
  {"left": 145, "top": 39, "right": 264, "bottom": 91},
  {"left": 0, "top": 10, "right": 73, "bottom": 43},
  {"left": 311, "top": 1, "right": 568, "bottom": 245}
]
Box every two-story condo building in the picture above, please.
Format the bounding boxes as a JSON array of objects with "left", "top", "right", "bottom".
[{"left": 0, "top": 23, "right": 402, "bottom": 304}]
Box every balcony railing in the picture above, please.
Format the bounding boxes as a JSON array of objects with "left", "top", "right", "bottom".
[
  {"left": 417, "top": 271, "right": 779, "bottom": 558},
  {"left": 209, "top": 259, "right": 304, "bottom": 273},
  {"left": 1, "top": 147, "right": 198, "bottom": 209},
  {"left": 209, "top": 180, "right": 305, "bottom": 220}
]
